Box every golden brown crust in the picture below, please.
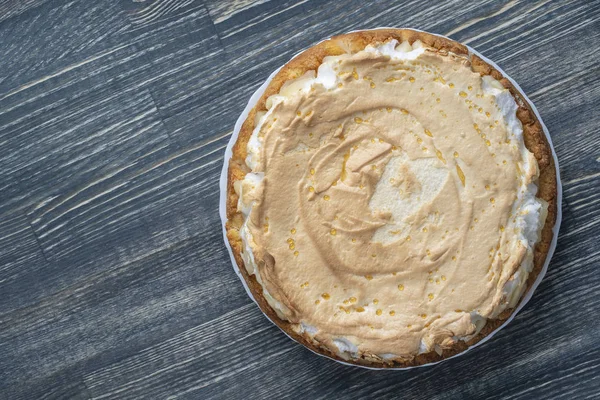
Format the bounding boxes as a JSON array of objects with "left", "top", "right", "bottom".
[{"left": 225, "top": 29, "right": 558, "bottom": 368}]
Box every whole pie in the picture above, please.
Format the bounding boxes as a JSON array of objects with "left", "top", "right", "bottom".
[{"left": 225, "top": 29, "right": 558, "bottom": 367}]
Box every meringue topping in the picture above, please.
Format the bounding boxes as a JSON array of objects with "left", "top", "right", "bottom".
[{"left": 235, "top": 40, "right": 545, "bottom": 359}]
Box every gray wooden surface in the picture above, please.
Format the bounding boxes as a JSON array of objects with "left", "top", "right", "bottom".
[{"left": 0, "top": 0, "right": 598, "bottom": 399}]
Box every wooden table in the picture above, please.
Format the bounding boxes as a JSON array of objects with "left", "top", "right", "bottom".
[{"left": 1, "top": 1, "right": 598, "bottom": 398}]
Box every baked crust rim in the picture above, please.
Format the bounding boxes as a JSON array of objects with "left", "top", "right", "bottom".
[{"left": 224, "top": 28, "right": 559, "bottom": 368}]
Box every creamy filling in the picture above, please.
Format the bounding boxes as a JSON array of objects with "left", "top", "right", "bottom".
[{"left": 235, "top": 39, "right": 546, "bottom": 360}]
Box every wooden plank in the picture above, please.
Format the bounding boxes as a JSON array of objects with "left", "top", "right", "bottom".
[
  {"left": 0, "top": 41, "right": 175, "bottom": 305},
  {"left": 0, "top": 47, "right": 171, "bottom": 216},
  {"left": 0, "top": 0, "right": 55, "bottom": 24},
  {"left": 2, "top": 367, "right": 92, "bottom": 400},
  {"left": 0, "top": 0, "right": 228, "bottom": 311},
  {"left": 27, "top": 133, "right": 227, "bottom": 266},
  {"left": 0, "top": 229, "right": 251, "bottom": 395},
  {"left": 117, "top": 0, "right": 226, "bottom": 144},
  {"left": 82, "top": 304, "right": 290, "bottom": 400},
  {"left": 0, "top": 0, "right": 130, "bottom": 93},
  {"left": 8, "top": 132, "right": 229, "bottom": 313},
  {"left": 204, "top": 0, "right": 500, "bottom": 53},
  {"left": 0, "top": 212, "right": 49, "bottom": 314}
]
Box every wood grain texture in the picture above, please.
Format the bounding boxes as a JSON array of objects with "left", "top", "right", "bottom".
[{"left": 0, "top": 0, "right": 598, "bottom": 399}]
